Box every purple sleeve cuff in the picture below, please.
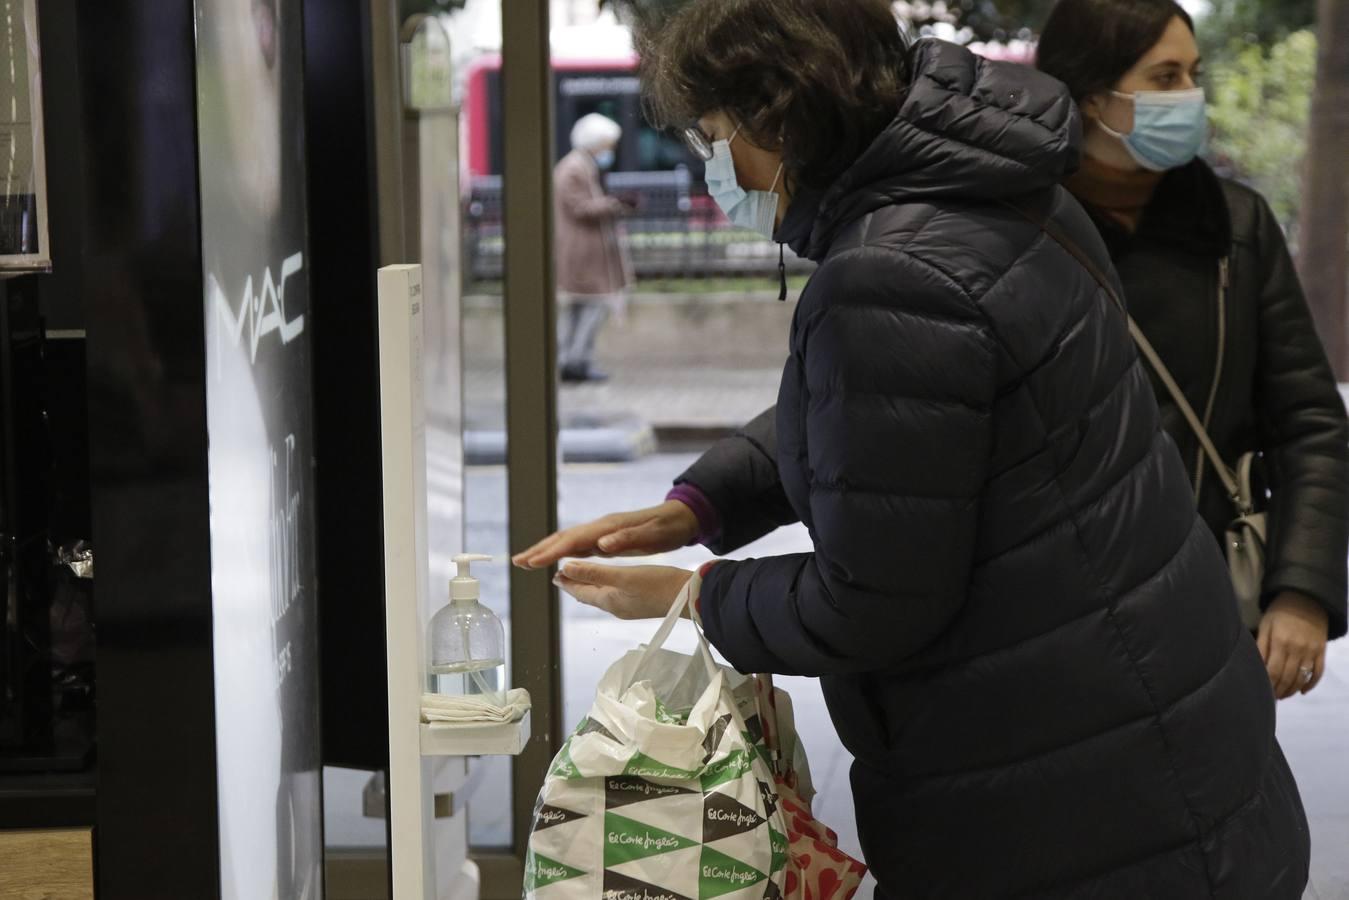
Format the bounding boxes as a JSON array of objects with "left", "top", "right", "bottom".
[{"left": 666, "top": 483, "right": 724, "bottom": 547}]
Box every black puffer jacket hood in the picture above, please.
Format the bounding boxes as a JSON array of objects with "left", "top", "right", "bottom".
[
  {"left": 693, "top": 40, "right": 1308, "bottom": 899},
  {"left": 790, "top": 39, "right": 1080, "bottom": 260}
]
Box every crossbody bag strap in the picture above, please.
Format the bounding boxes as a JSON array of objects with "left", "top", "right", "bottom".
[{"left": 1001, "top": 194, "right": 1241, "bottom": 502}]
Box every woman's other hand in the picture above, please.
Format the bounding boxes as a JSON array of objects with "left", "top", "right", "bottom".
[
  {"left": 512, "top": 501, "right": 698, "bottom": 570},
  {"left": 1258, "top": 591, "right": 1329, "bottom": 699},
  {"left": 553, "top": 563, "right": 694, "bottom": 620}
]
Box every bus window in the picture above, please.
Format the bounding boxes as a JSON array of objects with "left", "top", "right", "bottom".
[
  {"left": 575, "top": 98, "right": 623, "bottom": 122},
  {"left": 480, "top": 66, "right": 701, "bottom": 176},
  {"left": 560, "top": 97, "right": 627, "bottom": 163},
  {"left": 636, "top": 126, "right": 698, "bottom": 175}
]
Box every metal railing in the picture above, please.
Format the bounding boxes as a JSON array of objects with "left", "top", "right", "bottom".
[{"left": 464, "top": 169, "right": 816, "bottom": 284}]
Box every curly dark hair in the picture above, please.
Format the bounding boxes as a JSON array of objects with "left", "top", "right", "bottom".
[{"left": 621, "top": 0, "right": 911, "bottom": 193}]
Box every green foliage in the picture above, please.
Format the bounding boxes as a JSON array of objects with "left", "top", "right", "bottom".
[
  {"left": 1206, "top": 29, "right": 1316, "bottom": 228},
  {"left": 1199, "top": 0, "right": 1316, "bottom": 60}
]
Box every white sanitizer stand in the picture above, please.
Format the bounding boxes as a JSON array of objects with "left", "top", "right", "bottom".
[{"left": 377, "top": 264, "right": 530, "bottom": 900}]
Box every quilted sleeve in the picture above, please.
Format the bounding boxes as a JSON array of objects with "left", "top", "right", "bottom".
[
  {"left": 1250, "top": 193, "right": 1349, "bottom": 637},
  {"left": 700, "top": 248, "right": 997, "bottom": 675}
]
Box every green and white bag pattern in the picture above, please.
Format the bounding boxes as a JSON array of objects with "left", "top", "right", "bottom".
[{"left": 526, "top": 578, "right": 788, "bottom": 900}]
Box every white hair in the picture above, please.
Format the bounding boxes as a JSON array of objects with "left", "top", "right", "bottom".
[{"left": 570, "top": 113, "right": 622, "bottom": 152}]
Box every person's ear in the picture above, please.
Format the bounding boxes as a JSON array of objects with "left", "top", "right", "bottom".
[{"left": 1079, "top": 92, "right": 1106, "bottom": 124}]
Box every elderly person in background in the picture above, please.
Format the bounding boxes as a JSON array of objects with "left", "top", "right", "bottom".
[{"left": 554, "top": 112, "right": 633, "bottom": 384}]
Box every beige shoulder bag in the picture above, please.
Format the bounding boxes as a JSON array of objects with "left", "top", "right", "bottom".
[{"left": 1005, "top": 195, "right": 1267, "bottom": 629}]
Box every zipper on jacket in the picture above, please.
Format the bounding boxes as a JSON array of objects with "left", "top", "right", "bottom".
[
  {"left": 777, "top": 243, "right": 788, "bottom": 301},
  {"left": 1193, "top": 256, "right": 1230, "bottom": 500}
]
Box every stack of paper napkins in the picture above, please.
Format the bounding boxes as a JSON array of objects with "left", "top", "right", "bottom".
[{"left": 421, "top": 688, "right": 531, "bottom": 725}]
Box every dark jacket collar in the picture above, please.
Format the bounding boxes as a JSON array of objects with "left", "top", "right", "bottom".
[
  {"left": 1083, "top": 158, "right": 1232, "bottom": 260},
  {"left": 774, "top": 186, "right": 822, "bottom": 259}
]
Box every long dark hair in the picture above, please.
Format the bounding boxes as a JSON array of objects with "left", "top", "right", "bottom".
[
  {"left": 1037, "top": 0, "right": 1195, "bottom": 102},
  {"left": 622, "top": 0, "right": 911, "bottom": 193}
]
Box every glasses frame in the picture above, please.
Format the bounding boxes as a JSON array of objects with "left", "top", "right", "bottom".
[{"left": 681, "top": 125, "right": 714, "bottom": 161}]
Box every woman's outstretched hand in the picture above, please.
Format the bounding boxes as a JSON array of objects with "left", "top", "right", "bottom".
[
  {"left": 512, "top": 501, "right": 698, "bottom": 570},
  {"left": 553, "top": 563, "right": 694, "bottom": 620}
]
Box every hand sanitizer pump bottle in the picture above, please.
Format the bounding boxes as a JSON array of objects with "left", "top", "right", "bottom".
[{"left": 428, "top": 554, "right": 506, "bottom": 706}]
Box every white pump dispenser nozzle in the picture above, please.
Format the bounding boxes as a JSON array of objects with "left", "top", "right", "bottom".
[{"left": 451, "top": 554, "right": 493, "bottom": 603}]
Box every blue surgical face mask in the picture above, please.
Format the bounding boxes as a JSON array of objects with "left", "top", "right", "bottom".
[
  {"left": 703, "top": 127, "right": 784, "bottom": 240},
  {"left": 1100, "top": 88, "right": 1207, "bottom": 172},
  {"left": 593, "top": 148, "right": 615, "bottom": 170}
]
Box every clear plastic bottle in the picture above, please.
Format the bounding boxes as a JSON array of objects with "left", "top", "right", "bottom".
[{"left": 427, "top": 554, "right": 507, "bottom": 706}]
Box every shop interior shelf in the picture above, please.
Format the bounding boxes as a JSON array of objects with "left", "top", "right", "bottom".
[
  {"left": 0, "top": 768, "right": 97, "bottom": 828},
  {"left": 420, "top": 712, "right": 531, "bottom": 758}
]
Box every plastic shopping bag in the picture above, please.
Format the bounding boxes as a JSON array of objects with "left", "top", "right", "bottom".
[{"left": 526, "top": 576, "right": 788, "bottom": 900}]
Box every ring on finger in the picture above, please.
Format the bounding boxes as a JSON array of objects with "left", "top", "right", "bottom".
[{"left": 1298, "top": 666, "right": 1315, "bottom": 685}]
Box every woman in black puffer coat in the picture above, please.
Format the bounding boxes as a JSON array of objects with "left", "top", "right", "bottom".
[{"left": 517, "top": 1, "right": 1309, "bottom": 895}]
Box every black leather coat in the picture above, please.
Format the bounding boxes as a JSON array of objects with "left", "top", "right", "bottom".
[
  {"left": 687, "top": 41, "right": 1309, "bottom": 898},
  {"left": 1092, "top": 159, "right": 1348, "bottom": 636}
]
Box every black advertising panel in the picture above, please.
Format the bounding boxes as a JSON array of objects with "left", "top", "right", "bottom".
[
  {"left": 302, "top": 0, "right": 391, "bottom": 771},
  {"left": 79, "top": 2, "right": 220, "bottom": 894},
  {"left": 194, "top": 1, "right": 323, "bottom": 897}
]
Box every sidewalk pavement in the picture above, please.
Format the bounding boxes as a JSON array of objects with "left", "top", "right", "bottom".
[
  {"left": 455, "top": 309, "right": 1349, "bottom": 447},
  {"left": 465, "top": 364, "right": 782, "bottom": 434},
  {"left": 460, "top": 290, "right": 793, "bottom": 441}
]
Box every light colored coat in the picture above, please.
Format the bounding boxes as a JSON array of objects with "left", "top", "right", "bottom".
[{"left": 553, "top": 149, "right": 632, "bottom": 299}]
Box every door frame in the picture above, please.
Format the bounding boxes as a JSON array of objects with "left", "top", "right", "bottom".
[{"left": 479, "top": 2, "right": 562, "bottom": 897}]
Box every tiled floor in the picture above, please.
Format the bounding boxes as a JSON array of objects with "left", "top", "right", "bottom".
[{"left": 1277, "top": 639, "right": 1349, "bottom": 899}]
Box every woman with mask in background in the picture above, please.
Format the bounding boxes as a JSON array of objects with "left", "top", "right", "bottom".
[
  {"left": 1036, "top": 0, "right": 1348, "bottom": 699},
  {"left": 519, "top": 0, "right": 1310, "bottom": 894},
  {"left": 554, "top": 112, "right": 633, "bottom": 383}
]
